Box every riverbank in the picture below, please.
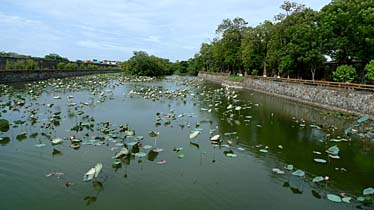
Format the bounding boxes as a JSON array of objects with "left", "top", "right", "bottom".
[
  {"left": 0, "top": 69, "right": 122, "bottom": 83},
  {"left": 198, "top": 72, "right": 374, "bottom": 118}
]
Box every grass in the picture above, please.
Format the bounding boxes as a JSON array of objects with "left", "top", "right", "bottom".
[{"left": 227, "top": 75, "right": 245, "bottom": 82}]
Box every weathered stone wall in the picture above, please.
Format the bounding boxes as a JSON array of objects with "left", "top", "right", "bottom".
[
  {"left": 198, "top": 72, "right": 374, "bottom": 117},
  {"left": 0, "top": 69, "right": 122, "bottom": 83}
]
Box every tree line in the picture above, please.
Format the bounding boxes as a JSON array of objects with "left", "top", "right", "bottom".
[
  {"left": 2, "top": 53, "right": 119, "bottom": 71},
  {"left": 121, "top": 51, "right": 200, "bottom": 76},
  {"left": 185, "top": 0, "right": 374, "bottom": 83}
]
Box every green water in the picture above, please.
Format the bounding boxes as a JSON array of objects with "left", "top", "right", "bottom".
[{"left": 0, "top": 74, "right": 373, "bottom": 210}]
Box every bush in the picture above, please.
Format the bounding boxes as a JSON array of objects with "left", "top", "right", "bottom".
[
  {"left": 365, "top": 60, "right": 374, "bottom": 82},
  {"left": 64, "top": 63, "right": 78, "bottom": 70},
  {"left": 25, "top": 59, "right": 37, "bottom": 70},
  {"left": 5, "top": 60, "right": 15, "bottom": 70},
  {"left": 87, "top": 64, "right": 98, "bottom": 70},
  {"left": 333, "top": 65, "right": 357, "bottom": 82},
  {"left": 251, "top": 69, "right": 258, "bottom": 76},
  {"left": 57, "top": 62, "right": 66, "bottom": 70},
  {"left": 228, "top": 75, "right": 244, "bottom": 82}
]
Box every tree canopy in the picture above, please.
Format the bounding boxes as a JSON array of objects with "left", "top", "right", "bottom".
[
  {"left": 188, "top": 0, "right": 374, "bottom": 82},
  {"left": 122, "top": 51, "right": 174, "bottom": 76}
]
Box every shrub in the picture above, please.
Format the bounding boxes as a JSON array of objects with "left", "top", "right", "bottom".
[
  {"left": 333, "top": 65, "right": 356, "bottom": 82},
  {"left": 57, "top": 62, "right": 66, "bottom": 70},
  {"left": 365, "top": 60, "right": 374, "bottom": 82},
  {"left": 25, "top": 59, "right": 37, "bottom": 70},
  {"left": 251, "top": 69, "right": 258, "bottom": 76}
]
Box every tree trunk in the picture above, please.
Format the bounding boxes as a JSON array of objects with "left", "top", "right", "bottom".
[
  {"left": 263, "top": 60, "right": 267, "bottom": 77},
  {"left": 311, "top": 68, "right": 316, "bottom": 81}
]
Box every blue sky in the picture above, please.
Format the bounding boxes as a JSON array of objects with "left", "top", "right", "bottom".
[{"left": 0, "top": 0, "right": 331, "bottom": 61}]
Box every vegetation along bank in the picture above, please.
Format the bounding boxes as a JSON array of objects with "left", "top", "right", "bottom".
[{"left": 198, "top": 72, "right": 374, "bottom": 117}]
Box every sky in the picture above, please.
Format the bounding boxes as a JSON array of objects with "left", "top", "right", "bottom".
[{"left": 0, "top": 0, "right": 331, "bottom": 61}]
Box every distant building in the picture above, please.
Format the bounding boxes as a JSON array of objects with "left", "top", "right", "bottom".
[{"left": 102, "top": 60, "right": 119, "bottom": 65}]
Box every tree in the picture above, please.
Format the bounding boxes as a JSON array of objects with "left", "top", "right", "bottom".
[
  {"left": 57, "top": 62, "right": 66, "bottom": 70},
  {"left": 5, "top": 60, "right": 15, "bottom": 70},
  {"left": 319, "top": 0, "right": 374, "bottom": 81},
  {"left": 267, "top": 1, "right": 307, "bottom": 77},
  {"left": 125, "top": 51, "right": 172, "bottom": 76},
  {"left": 25, "top": 59, "right": 37, "bottom": 70},
  {"left": 241, "top": 21, "right": 274, "bottom": 76},
  {"left": 333, "top": 65, "right": 357, "bottom": 82},
  {"left": 216, "top": 17, "right": 248, "bottom": 74},
  {"left": 45, "top": 53, "right": 69, "bottom": 62},
  {"left": 365, "top": 60, "right": 374, "bottom": 82},
  {"left": 14, "top": 60, "right": 26, "bottom": 70}
]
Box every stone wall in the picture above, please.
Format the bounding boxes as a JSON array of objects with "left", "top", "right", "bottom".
[
  {"left": 198, "top": 72, "right": 374, "bottom": 117},
  {"left": 0, "top": 69, "right": 122, "bottom": 83}
]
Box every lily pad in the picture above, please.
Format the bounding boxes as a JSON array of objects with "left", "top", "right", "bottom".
[
  {"left": 272, "top": 168, "right": 285, "bottom": 174},
  {"left": 327, "top": 145, "right": 340, "bottom": 155},
  {"left": 16, "top": 132, "right": 27, "bottom": 141},
  {"left": 342, "top": 197, "right": 351, "bottom": 203},
  {"left": 0, "top": 137, "right": 11, "bottom": 145},
  {"left": 357, "top": 196, "right": 365, "bottom": 202},
  {"left": 357, "top": 115, "right": 368, "bottom": 124},
  {"left": 51, "top": 138, "right": 63, "bottom": 145},
  {"left": 134, "top": 152, "right": 146, "bottom": 158},
  {"left": 329, "top": 154, "right": 340, "bottom": 159},
  {"left": 127, "top": 141, "right": 138, "bottom": 146},
  {"left": 259, "top": 149, "right": 268, "bottom": 153},
  {"left": 177, "top": 152, "right": 185, "bottom": 159},
  {"left": 189, "top": 130, "right": 200, "bottom": 139},
  {"left": 285, "top": 165, "right": 294, "bottom": 171},
  {"left": 0, "top": 119, "right": 10, "bottom": 132},
  {"left": 226, "top": 153, "right": 237, "bottom": 158},
  {"left": 143, "top": 145, "right": 152, "bottom": 150},
  {"left": 34, "top": 143, "right": 46, "bottom": 148},
  {"left": 312, "top": 176, "right": 324, "bottom": 183},
  {"left": 149, "top": 131, "right": 159, "bottom": 137},
  {"left": 292, "top": 170, "right": 305, "bottom": 177},
  {"left": 210, "top": 134, "right": 220, "bottom": 141},
  {"left": 314, "top": 158, "right": 327, "bottom": 163},
  {"left": 363, "top": 187, "right": 374, "bottom": 195},
  {"left": 327, "top": 194, "right": 342, "bottom": 203}
]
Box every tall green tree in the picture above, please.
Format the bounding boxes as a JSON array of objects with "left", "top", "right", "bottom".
[
  {"left": 216, "top": 17, "right": 248, "bottom": 74},
  {"left": 44, "top": 53, "right": 69, "bottom": 62},
  {"left": 241, "top": 21, "right": 273, "bottom": 76},
  {"left": 319, "top": 0, "right": 374, "bottom": 81},
  {"left": 125, "top": 51, "right": 172, "bottom": 76}
]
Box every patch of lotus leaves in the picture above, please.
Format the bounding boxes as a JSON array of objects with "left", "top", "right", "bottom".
[
  {"left": 0, "top": 119, "right": 9, "bottom": 132},
  {"left": 16, "top": 132, "right": 27, "bottom": 141},
  {"left": 0, "top": 137, "right": 10, "bottom": 145},
  {"left": 149, "top": 131, "right": 159, "bottom": 137}
]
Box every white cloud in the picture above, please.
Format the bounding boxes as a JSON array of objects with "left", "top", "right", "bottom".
[{"left": 0, "top": 0, "right": 332, "bottom": 61}]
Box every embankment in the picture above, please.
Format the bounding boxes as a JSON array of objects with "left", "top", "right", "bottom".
[
  {"left": 198, "top": 72, "right": 374, "bottom": 117},
  {"left": 0, "top": 69, "right": 122, "bottom": 83}
]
